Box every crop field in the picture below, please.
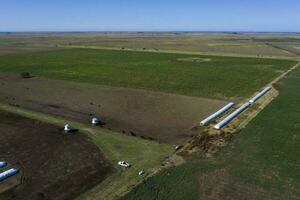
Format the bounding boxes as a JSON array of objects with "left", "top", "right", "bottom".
[
  {"left": 0, "top": 48, "right": 296, "bottom": 99},
  {"left": 119, "top": 66, "right": 300, "bottom": 200},
  {"left": 1, "top": 33, "right": 299, "bottom": 58},
  {"left": 0, "top": 33, "right": 299, "bottom": 200},
  {"left": 0, "top": 111, "right": 114, "bottom": 200},
  {"left": 251, "top": 35, "right": 300, "bottom": 57}
]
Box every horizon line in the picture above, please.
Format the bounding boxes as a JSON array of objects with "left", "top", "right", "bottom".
[{"left": 1, "top": 30, "right": 300, "bottom": 34}]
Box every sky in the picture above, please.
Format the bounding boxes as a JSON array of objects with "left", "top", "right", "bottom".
[{"left": 0, "top": 0, "right": 299, "bottom": 32}]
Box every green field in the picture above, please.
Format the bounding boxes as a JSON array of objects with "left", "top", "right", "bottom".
[
  {"left": 0, "top": 48, "right": 296, "bottom": 99},
  {"left": 120, "top": 66, "right": 300, "bottom": 199}
]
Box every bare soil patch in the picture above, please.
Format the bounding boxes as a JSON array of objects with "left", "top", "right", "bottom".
[
  {"left": 0, "top": 74, "right": 226, "bottom": 145},
  {"left": 0, "top": 111, "right": 114, "bottom": 200}
]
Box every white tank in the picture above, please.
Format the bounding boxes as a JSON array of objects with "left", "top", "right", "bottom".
[
  {"left": 91, "top": 117, "right": 100, "bottom": 125},
  {"left": 0, "top": 168, "right": 19, "bottom": 182},
  {"left": 200, "top": 102, "right": 235, "bottom": 126},
  {"left": 64, "top": 124, "right": 73, "bottom": 133},
  {"left": 214, "top": 102, "right": 251, "bottom": 130},
  {"left": 0, "top": 161, "right": 7, "bottom": 168},
  {"left": 249, "top": 87, "right": 271, "bottom": 104}
]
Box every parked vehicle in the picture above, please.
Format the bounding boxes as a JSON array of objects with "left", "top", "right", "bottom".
[
  {"left": 118, "top": 161, "right": 131, "bottom": 168},
  {"left": 138, "top": 170, "right": 145, "bottom": 176}
]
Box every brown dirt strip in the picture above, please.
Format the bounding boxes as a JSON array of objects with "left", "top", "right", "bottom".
[
  {"left": 0, "top": 75, "right": 226, "bottom": 145},
  {"left": 0, "top": 111, "right": 114, "bottom": 200}
]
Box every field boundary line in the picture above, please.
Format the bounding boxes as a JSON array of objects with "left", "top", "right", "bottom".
[{"left": 59, "top": 45, "right": 299, "bottom": 61}]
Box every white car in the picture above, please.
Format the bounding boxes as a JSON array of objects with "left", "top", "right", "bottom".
[
  {"left": 138, "top": 170, "right": 145, "bottom": 176},
  {"left": 118, "top": 161, "right": 131, "bottom": 168},
  {"left": 91, "top": 117, "right": 101, "bottom": 125},
  {"left": 175, "top": 145, "right": 183, "bottom": 151}
]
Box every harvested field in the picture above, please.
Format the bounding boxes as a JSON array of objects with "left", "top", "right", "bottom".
[
  {"left": 0, "top": 74, "right": 226, "bottom": 144},
  {"left": 0, "top": 111, "right": 114, "bottom": 200}
]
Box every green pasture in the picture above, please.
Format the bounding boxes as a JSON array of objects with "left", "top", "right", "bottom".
[{"left": 0, "top": 48, "right": 296, "bottom": 99}]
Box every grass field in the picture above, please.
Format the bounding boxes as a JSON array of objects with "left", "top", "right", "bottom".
[
  {"left": 0, "top": 103, "right": 173, "bottom": 200},
  {"left": 119, "top": 66, "right": 300, "bottom": 200},
  {"left": 0, "top": 48, "right": 296, "bottom": 99}
]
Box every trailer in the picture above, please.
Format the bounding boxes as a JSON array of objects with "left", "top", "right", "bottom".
[
  {"left": 214, "top": 102, "right": 251, "bottom": 130},
  {"left": 0, "top": 168, "right": 19, "bottom": 182},
  {"left": 0, "top": 162, "right": 7, "bottom": 168},
  {"left": 249, "top": 87, "right": 271, "bottom": 104},
  {"left": 200, "top": 102, "right": 235, "bottom": 126}
]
